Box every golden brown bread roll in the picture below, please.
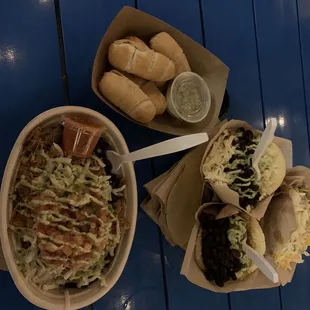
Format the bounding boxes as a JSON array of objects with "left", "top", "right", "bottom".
[
  {"left": 150, "top": 32, "right": 191, "bottom": 75},
  {"left": 141, "top": 81, "right": 166, "bottom": 115},
  {"left": 108, "top": 37, "right": 176, "bottom": 82},
  {"left": 120, "top": 71, "right": 146, "bottom": 87},
  {"left": 120, "top": 71, "right": 167, "bottom": 115},
  {"left": 125, "top": 36, "right": 150, "bottom": 51},
  {"left": 99, "top": 70, "right": 156, "bottom": 123}
]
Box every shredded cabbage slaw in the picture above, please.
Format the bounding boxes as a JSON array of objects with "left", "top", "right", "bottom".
[
  {"left": 202, "top": 129, "right": 280, "bottom": 201},
  {"left": 9, "top": 125, "right": 126, "bottom": 291},
  {"left": 228, "top": 216, "right": 252, "bottom": 276},
  {"left": 273, "top": 186, "right": 310, "bottom": 270}
]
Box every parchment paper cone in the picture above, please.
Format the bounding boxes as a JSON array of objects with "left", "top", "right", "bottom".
[
  {"left": 181, "top": 203, "right": 281, "bottom": 292},
  {"left": 262, "top": 166, "right": 310, "bottom": 284},
  {"left": 142, "top": 144, "right": 207, "bottom": 248},
  {"left": 200, "top": 120, "right": 293, "bottom": 220}
]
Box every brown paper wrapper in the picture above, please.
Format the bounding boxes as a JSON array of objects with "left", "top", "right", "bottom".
[
  {"left": 181, "top": 203, "right": 281, "bottom": 292},
  {"left": 142, "top": 162, "right": 185, "bottom": 246},
  {"left": 141, "top": 144, "right": 207, "bottom": 248},
  {"left": 262, "top": 166, "right": 310, "bottom": 284},
  {"left": 200, "top": 119, "right": 293, "bottom": 220},
  {"left": 92, "top": 6, "right": 229, "bottom": 136}
]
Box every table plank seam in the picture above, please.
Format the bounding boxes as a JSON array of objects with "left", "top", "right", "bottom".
[
  {"left": 228, "top": 293, "right": 232, "bottom": 310},
  {"left": 251, "top": 0, "right": 266, "bottom": 127},
  {"left": 252, "top": 1, "right": 284, "bottom": 308},
  {"left": 54, "top": 0, "right": 71, "bottom": 106},
  {"left": 198, "top": 0, "right": 206, "bottom": 47},
  {"left": 134, "top": 2, "right": 169, "bottom": 309},
  {"left": 158, "top": 228, "right": 171, "bottom": 310},
  {"left": 150, "top": 155, "right": 170, "bottom": 310},
  {"left": 199, "top": 3, "right": 231, "bottom": 309},
  {"left": 278, "top": 284, "right": 283, "bottom": 310},
  {"left": 295, "top": 0, "right": 310, "bottom": 156}
]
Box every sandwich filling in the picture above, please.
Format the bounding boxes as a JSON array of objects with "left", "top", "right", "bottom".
[
  {"left": 202, "top": 127, "right": 281, "bottom": 208},
  {"left": 274, "top": 186, "right": 310, "bottom": 270},
  {"left": 197, "top": 211, "right": 253, "bottom": 287}
]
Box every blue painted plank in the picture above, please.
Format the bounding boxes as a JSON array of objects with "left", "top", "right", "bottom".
[
  {"left": 58, "top": 2, "right": 167, "bottom": 309},
  {"left": 137, "top": 0, "right": 205, "bottom": 176},
  {"left": 92, "top": 212, "right": 165, "bottom": 310},
  {"left": 298, "top": 0, "right": 310, "bottom": 152},
  {"left": 0, "top": 272, "right": 39, "bottom": 309},
  {"left": 137, "top": 1, "right": 230, "bottom": 310},
  {"left": 0, "top": 0, "right": 64, "bottom": 179},
  {"left": 0, "top": 0, "right": 64, "bottom": 308},
  {"left": 253, "top": 0, "right": 310, "bottom": 166},
  {"left": 202, "top": 0, "right": 264, "bottom": 130},
  {"left": 296, "top": 4, "right": 310, "bottom": 307},
  {"left": 137, "top": 0, "right": 203, "bottom": 44},
  {"left": 201, "top": 1, "right": 281, "bottom": 309},
  {"left": 253, "top": 0, "right": 310, "bottom": 308},
  {"left": 280, "top": 259, "right": 310, "bottom": 310}
]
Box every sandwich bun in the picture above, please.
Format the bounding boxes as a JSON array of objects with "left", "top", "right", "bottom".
[
  {"left": 259, "top": 142, "right": 286, "bottom": 198},
  {"left": 195, "top": 214, "right": 266, "bottom": 283}
]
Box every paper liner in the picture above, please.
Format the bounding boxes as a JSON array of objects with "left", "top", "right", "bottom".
[
  {"left": 181, "top": 202, "right": 282, "bottom": 292},
  {"left": 92, "top": 6, "right": 229, "bottom": 136}
]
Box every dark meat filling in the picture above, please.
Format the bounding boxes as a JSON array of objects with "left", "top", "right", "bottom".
[
  {"left": 225, "top": 128, "right": 261, "bottom": 208},
  {"left": 198, "top": 212, "right": 243, "bottom": 287}
]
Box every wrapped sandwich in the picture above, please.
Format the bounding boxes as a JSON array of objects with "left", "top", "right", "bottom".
[
  {"left": 263, "top": 166, "right": 310, "bottom": 271},
  {"left": 195, "top": 205, "right": 266, "bottom": 287},
  {"left": 202, "top": 124, "right": 286, "bottom": 211},
  {"left": 9, "top": 121, "right": 127, "bottom": 291}
]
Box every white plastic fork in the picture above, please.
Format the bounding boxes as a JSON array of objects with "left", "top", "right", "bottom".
[
  {"left": 106, "top": 132, "right": 209, "bottom": 173},
  {"left": 242, "top": 242, "right": 279, "bottom": 283},
  {"left": 252, "top": 118, "right": 277, "bottom": 174}
]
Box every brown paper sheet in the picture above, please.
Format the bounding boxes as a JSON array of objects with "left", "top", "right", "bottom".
[
  {"left": 142, "top": 163, "right": 184, "bottom": 246},
  {"left": 141, "top": 144, "right": 207, "bottom": 248},
  {"left": 166, "top": 145, "right": 206, "bottom": 249},
  {"left": 181, "top": 203, "right": 281, "bottom": 292},
  {"left": 92, "top": 6, "right": 229, "bottom": 136},
  {"left": 200, "top": 119, "right": 293, "bottom": 220}
]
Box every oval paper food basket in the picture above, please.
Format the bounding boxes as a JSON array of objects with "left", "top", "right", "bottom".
[{"left": 0, "top": 106, "right": 138, "bottom": 310}]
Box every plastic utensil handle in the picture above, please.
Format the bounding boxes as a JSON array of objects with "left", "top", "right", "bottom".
[
  {"left": 252, "top": 118, "right": 277, "bottom": 166},
  {"left": 120, "top": 133, "right": 209, "bottom": 163},
  {"left": 243, "top": 243, "right": 279, "bottom": 283}
]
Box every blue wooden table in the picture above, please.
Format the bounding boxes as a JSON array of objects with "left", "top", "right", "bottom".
[{"left": 1, "top": 0, "right": 310, "bottom": 309}]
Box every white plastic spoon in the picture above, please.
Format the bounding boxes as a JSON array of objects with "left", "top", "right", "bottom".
[
  {"left": 106, "top": 132, "right": 209, "bottom": 173},
  {"left": 252, "top": 118, "right": 277, "bottom": 173},
  {"left": 242, "top": 242, "right": 279, "bottom": 283}
]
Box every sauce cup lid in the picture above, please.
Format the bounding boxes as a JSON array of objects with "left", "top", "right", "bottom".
[{"left": 167, "top": 72, "right": 211, "bottom": 124}]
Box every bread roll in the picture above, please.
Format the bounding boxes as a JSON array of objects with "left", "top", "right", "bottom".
[
  {"left": 141, "top": 81, "right": 166, "bottom": 115},
  {"left": 259, "top": 143, "right": 286, "bottom": 198},
  {"left": 150, "top": 32, "right": 191, "bottom": 75},
  {"left": 120, "top": 71, "right": 146, "bottom": 87},
  {"left": 125, "top": 36, "right": 150, "bottom": 51},
  {"left": 108, "top": 37, "right": 176, "bottom": 82},
  {"left": 99, "top": 70, "right": 156, "bottom": 123},
  {"left": 120, "top": 71, "right": 167, "bottom": 115}
]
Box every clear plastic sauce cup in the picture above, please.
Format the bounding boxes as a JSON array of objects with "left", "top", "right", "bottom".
[
  {"left": 166, "top": 72, "right": 211, "bottom": 123},
  {"left": 62, "top": 115, "right": 105, "bottom": 158}
]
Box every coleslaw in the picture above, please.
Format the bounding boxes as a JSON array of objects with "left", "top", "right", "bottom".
[{"left": 9, "top": 123, "right": 126, "bottom": 291}]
